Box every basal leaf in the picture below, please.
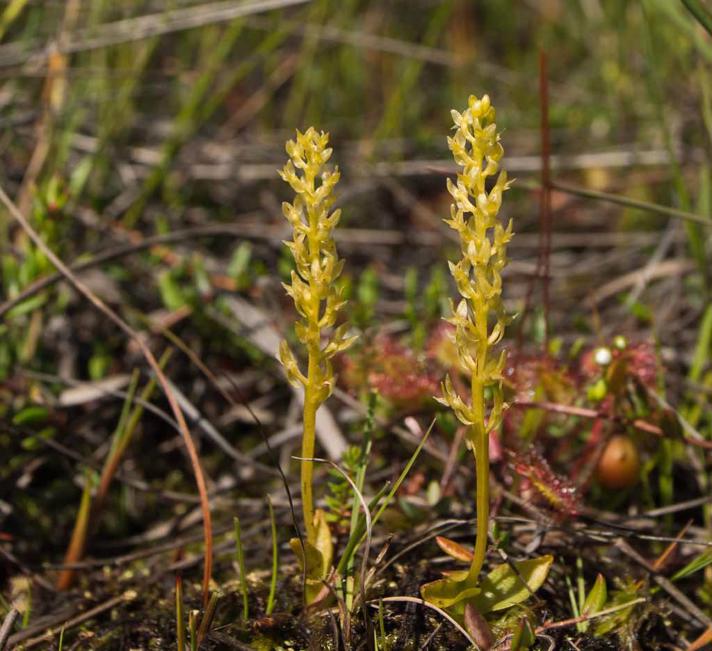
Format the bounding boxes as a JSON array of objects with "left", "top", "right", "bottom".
[
  {"left": 421, "top": 571, "right": 480, "bottom": 609},
  {"left": 313, "top": 509, "right": 333, "bottom": 575},
  {"left": 289, "top": 537, "right": 324, "bottom": 580},
  {"left": 474, "top": 555, "right": 553, "bottom": 613},
  {"left": 463, "top": 602, "right": 495, "bottom": 650},
  {"left": 290, "top": 536, "right": 328, "bottom": 606}
]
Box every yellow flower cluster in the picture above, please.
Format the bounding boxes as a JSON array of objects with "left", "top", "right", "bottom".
[
  {"left": 440, "top": 94, "right": 512, "bottom": 434},
  {"left": 278, "top": 128, "right": 355, "bottom": 400}
]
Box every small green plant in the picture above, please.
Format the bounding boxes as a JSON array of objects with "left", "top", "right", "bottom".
[
  {"left": 278, "top": 127, "right": 356, "bottom": 603},
  {"left": 56, "top": 353, "right": 168, "bottom": 591},
  {"left": 0, "top": 176, "right": 69, "bottom": 378},
  {"left": 421, "top": 95, "right": 552, "bottom": 630}
]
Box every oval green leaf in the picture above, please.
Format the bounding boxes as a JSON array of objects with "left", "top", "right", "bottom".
[
  {"left": 474, "top": 555, "right": 553, "bottom": 613},
  {"left": 421, "top": 571, "right": 480, "bottom": 609}
]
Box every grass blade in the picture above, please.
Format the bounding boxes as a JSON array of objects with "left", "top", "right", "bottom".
[
  {"left": 266, "top": 497, "right": 278, "bottom": 616},
  {"left": 233, "top": 516, "right": 249, "bottom": 620},
  {"left": 682, "top": 0, "right": 712, "bottom": 36}
]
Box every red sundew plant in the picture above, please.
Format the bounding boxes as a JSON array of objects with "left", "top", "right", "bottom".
[
  {"left": 620, "top": 342, "right": 659, "bottom": 389},
  {"left": 340, "top": 333, "right": 441, "bottom": 409},
  {"left": 501, "top": 351, "right": 577, "bottom": 446},
  {"left": 564, "top": 338, "right": 661, "bottom": 495},
  {"left": 578, "top": 339, "right": 659, "bottom": 394},
  {"left": 508, "top": 448, "right": 582, "bottom": 518},
  {"left": 503, "top": 352, "right": 577, "bottom": 403}
]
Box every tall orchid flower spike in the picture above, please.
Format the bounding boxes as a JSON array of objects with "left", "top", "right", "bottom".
[
  {"left": 421, "top": 96, "right": 552, "bottom": 631},
  {"left": 278, "top": 127, "right": 356, "bottom": 604}
]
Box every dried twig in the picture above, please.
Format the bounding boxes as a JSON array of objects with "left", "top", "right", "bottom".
[
  {"left": 615, "top": 538, "right": 712, "bottom": 628},
  {"left": 512, "top": 399, "right": 712, "bottom": 450},
  {"left": 371, "top": 596, "right": 478, "bottom": 648}
]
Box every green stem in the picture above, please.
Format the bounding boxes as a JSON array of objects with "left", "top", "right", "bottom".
[
  {"left": 301, "top": 173, "right": 322, "bottom": 546},
  {"left": 266, "top": 497, "right": 278, "bottom": 615},
  {"left": 301, "top": 351, "right": 319, "bottom": 544},
  {"left": 175, "top": 574, "right": 185, "bottom": 651},
  {"left": 467, "top": 373, "right": 489, "bottom": 583}
]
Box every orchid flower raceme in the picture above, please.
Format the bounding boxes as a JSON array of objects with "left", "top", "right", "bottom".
[{"left": 422, "top": 95, "right": 513, "bottom": 612}]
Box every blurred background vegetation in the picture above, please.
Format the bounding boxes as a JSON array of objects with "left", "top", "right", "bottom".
[{"left": 2, "top": 0, "right": 710, "bottom": 366}]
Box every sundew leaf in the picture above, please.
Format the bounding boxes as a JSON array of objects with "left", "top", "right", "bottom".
[{"left": 474, "top": 555, "right": 553, "bottom": 613}]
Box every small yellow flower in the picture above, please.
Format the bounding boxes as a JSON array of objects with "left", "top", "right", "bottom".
[{"left": 440, "top": 94, "right": 512, "bottom": 434}]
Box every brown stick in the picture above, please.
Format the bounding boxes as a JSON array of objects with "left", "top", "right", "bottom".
[{"left": 536, "top": 597, "right": 647, "bottom": 633}]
